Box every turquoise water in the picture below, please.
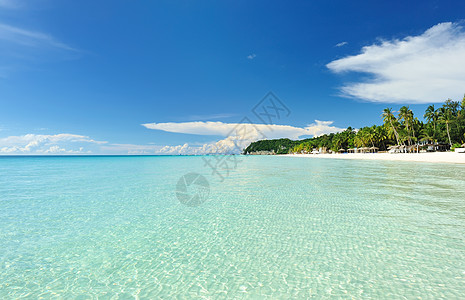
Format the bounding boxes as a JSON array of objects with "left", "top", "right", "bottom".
[{"left": 1, "top": 156, "right": 465, "bottom": 298}]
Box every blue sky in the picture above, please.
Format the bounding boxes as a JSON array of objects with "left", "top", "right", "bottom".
[{"left": 1, "top": 0, "right": 465, "bottom": 154}]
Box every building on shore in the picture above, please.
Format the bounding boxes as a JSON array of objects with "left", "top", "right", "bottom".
[{"left": 248, "top": 150, "right": 276, "bottom": 155}]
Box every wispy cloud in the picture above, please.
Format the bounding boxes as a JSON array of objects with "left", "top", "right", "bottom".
[
  {"left": 142, "top": 120, "right": 344, "bottom": 154},
  {"left": 247, "top": 53, "right": 257, "bottom": 60},
  {"left": 0, "top": 22, "right": 78, "bottom": 77},
  {"left": 327, "top": 22, "right": 465, "bottom": 104},
  {"left": 0, "top": 23, "right": 76, "bottom": 51},
  {"left": 335, "top": 41, "right": 348, "bottom": 47}
]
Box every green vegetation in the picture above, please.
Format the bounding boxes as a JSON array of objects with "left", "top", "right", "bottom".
[
  {"left": 242, "top": 138, "right": 302, "bottom": 154},
  {"left": 243, "top": 97, "right": 465, "bottom": 154}
]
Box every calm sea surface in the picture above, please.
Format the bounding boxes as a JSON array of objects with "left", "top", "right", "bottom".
[{"left": 1, "top": 156, "right": 465, "bottom": 298}]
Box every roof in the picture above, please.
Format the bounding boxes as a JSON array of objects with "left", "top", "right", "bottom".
[{"left": 425, "top": 143, "right": 450, "bottom": 147}]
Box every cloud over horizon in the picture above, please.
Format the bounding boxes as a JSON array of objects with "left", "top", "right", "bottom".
[
  {"left": 142, "top": 120, "right": 343, "bottom": 139},
  {"left": 0, "top": 133, "right": 106, "bottom": 154},
  {"left": 142, "top": 120, "right": 344, "bottom": 154},
  {"left": 327, "top": 22, "right": 465, "bottom": 104},
  {"left": 0, "top": 120, "right": 345, "bottom": 155}
]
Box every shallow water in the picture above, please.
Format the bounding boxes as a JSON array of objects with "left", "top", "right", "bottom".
[{"left": 1, "top": 156, "right": 465, "bottom": 298}]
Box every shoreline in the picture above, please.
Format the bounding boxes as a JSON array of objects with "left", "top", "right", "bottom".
[{"left": 282, "top": 152, "right": 465, "bottom": 164}]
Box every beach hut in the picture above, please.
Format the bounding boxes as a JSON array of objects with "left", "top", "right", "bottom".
[
  {"left": 369, "top": 146, "right": 379, "bottom": 153},
  {"left": 399, "top": 145, "right": 407, "bottom": 153},
  {"left": 426, "top": 143, "right": 450, "bottom": 152},
  {"left": 338, "top": 148, "right": 345, "bottom": 153},
  {"left": 425, "top": 143, "right": 437, "bottom": 152},
  {"left": 388, "top": 145, "right": 400, "bottom": 153},
  {"left": 360, "top": 147, "right": 369, "bottom": 153},
  {"left": 406, "top": 145, "right": 416, "bottom": 153},
  {"left": 319, "top": 147, "right": 328, "bottom": 154}
]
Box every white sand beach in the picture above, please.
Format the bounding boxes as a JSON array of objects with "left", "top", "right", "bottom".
[{"left": 283, "top": 152, "right": 465, "bottom": 164}]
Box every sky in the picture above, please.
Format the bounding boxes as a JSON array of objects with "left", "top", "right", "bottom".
[{"left": 1, "top": 0, "right": 465, "bottom": 154}]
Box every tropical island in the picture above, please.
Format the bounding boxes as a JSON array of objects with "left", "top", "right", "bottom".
[{"left": 243, "top": 97, "right": 465, "bottom": 156}]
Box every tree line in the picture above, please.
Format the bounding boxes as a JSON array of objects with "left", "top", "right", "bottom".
[{"left": 243, "top": 97, "right": 465, "bottom": 154}]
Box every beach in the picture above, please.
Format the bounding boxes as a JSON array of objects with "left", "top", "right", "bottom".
[{"left": 283, "top": 152, "right": 465, "bottom": 164}]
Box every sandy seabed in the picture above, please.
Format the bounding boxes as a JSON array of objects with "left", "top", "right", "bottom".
[{"left": 282, "top": 152, "right": 465, "bottom": 164}]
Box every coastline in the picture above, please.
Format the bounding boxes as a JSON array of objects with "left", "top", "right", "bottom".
[{"left": 282, "top": 152, "right": 465, "bottom": 164}]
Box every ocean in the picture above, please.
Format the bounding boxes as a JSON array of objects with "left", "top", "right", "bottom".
[{"left": 1, "top": 155, "right": 464, "bottom": 298}]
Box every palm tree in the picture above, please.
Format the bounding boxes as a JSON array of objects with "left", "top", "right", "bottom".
[
  {"left": 398, "top": 106, "right": 415, "bottom": 146},
  {"left": 459, "top": 95, "right": 465, "bottom": 120},
  {"left": 382, "top": 108, "right": 400, "bottom": 145},
  {"left": 375, "top": 125, "right": 388, "bottom": 150},
  {"left": 412, "top": 116, "right": 418, "bottom": 143},
  {"left": 366, "top": 127, "right": 376, "bottom": 147},
  {"left": 461, "top": 94, "right": 465, "bottom": 111},
  {"left": 424, "top": 105, "right": 437, "bottom": 132},
  {"left": 354, "top": 128, "right": 368, "bottom": 148},
  {"left": 332, "top": 135, "right": 342, "bottom": 151},
  {"left": 438, "top": 107, "right": 453, "bottom": 147},
  {"left": 420, "top": 126, "right": 436, "bottom": 144}
]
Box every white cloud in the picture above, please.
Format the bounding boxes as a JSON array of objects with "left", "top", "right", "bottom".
[
  {"left": 327, "top": 22, "right": 465, "bottom": 104},
  {"left": 0, "top": 22, "right": 78, "bottom": 77},
  {"left": 142, "top": 120, "right": 344, "bottom": 154},
  {"left": 247, "top": 53, "right": 256, "bottom": 60},
  {"left": 99, "top": 142, "right": 208, "bottom": 155},
  {"left": 0, "top": 121, "right": 344, "bottom": 155},
  {"left": 159, "top": 143, "right": 190, "bottom": 155},
  {"left": 42, "top": 145, "right": 85, "bottom": 154},
  {"left": 99, "top": 143, "right": 164, "bottom": 155},
  {"left": 335, "top": 41, "right": 348, "bottom": 47},
  {"left": 0, "top": 23, "right": 75, "bottom": 51},
  {"left": 143, "top": 120, "right": 342, "bottom": 139},
  {"left": 0, "top": 133, "right": 106, "bottom": 154}
]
